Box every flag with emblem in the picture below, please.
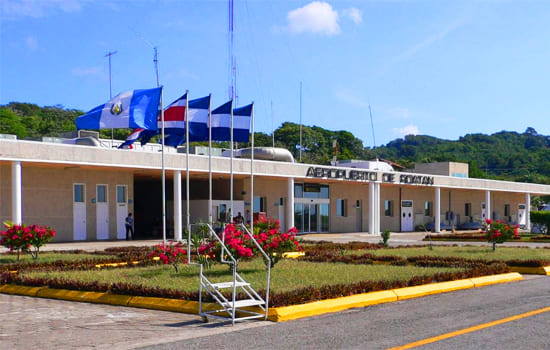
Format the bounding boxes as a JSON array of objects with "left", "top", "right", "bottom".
[{"left": 75, "top": 87, "right": 162, "bottom": 130}]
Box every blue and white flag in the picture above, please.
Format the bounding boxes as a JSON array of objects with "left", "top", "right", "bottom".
[
  {"left": 210, "top": 100, "right": 233, "bottom": 141},
  {"left": 76, "top": 87, "right": 162, "bottom": 130},
  {"left": 118, "top": 128, "right": 157, "bottom": 148},
  {"left": 163, "top": 94, "right": 211, "bottom": 147},
  {"left": 233, "top": 103, "right": 253, "bottom": 142}
]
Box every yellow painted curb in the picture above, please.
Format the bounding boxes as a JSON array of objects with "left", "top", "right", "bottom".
[
  {"left": 393, "top": 279, "right": 475, "bottom": 300},
  {"left": 36, "top": 288, "right": 106, "bottom": 303},
  {"left": 128, "top": 296, "right": 202, "bottom": 313},
  {"left": 268, "top": 290, "right": 397, "bottom": 322},
  {"left": 96, "top": 293, "right": 133, "bottom": 306},
  {"left": 470, "top": 272, "right": 523, "bottom": 287},
  {"left": 282, "top": 251, "right": 305, "bottom": 259},
  {"left": 509, "top": 266, "right": 550, "bottom": 275},
  {"left": 0, "top": 284, "right": 42, "bottom": 297}
]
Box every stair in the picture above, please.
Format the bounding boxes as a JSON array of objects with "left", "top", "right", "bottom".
[{"left": 196, "top": 224, "right": 271, "bottom": 325}]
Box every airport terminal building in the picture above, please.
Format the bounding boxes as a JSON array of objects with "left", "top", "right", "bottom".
[{"left": 2, "top": 136, "right": 550, "bottom": 242}]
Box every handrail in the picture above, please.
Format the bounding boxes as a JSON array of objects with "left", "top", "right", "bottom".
[{"left": 238, "top": 223, "right": 271, "bottom": 319}]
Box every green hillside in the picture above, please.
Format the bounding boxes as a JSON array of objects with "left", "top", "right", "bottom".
[{"left": 2, "top": 102, "right": 549, "bottom": 184}]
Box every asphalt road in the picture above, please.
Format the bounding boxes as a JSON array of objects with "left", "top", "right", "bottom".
[
  {"left": 2, "top": 275, "right": 549, "bottom": 349},
  {"left": 140, "top": 275, "right": 550, "bottom": 350}
]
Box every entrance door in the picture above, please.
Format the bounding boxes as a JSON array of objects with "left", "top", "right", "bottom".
[
  {"left": 518, "top": 204, "right": 526, "bottom": 226},
  {"left": 277, "top": 198, "right": 285, "bottom": 231},
  {"left": 73, "top": 184, "right": 86, "bottom": 240},
  {"left": 116, "top": 185, "right": 128, "bottom": 239},
  {"left": 401, "top": 200, "right": 414, "bottom": 232},
  {"left": 355, "top": 200, "right": 362, "bottom": 232},
  {"left": 481, "top": 202, "right": 487, "bottom": 222},
  {"left": 96, "top": 185, "right": 109, "bottom": 240},
  {"left": 302, "top": 204, "right": 319, "bottom": 233}
]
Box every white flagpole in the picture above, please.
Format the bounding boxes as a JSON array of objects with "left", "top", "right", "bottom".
[
  {"left": 153, "top": 47, "right": 166, "bottom": 247},
  {"left": 185, "top": 91, "right": 191, "bottom": 258},
  {"left": 230, "top": 99, "right": 234, "bottom": 224},
  {"left": 208, "top": 94, "right": 213, "bottom": 226},
  {"left": 250, "top": 103, "right": 255, "bottom": 233}
]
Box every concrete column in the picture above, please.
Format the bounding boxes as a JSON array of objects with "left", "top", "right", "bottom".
[
  {"left": 368, "top": 182, "right": 375, "bottom": 234},
  {"left": 287, "top": 178, "right": 295, "bottom": 231},
  {"left": 525, "top": 192, "right": 531, "bottom": 231},
  {"left": 434, "top": 186, "right": 441, "bottom": 233},
  {"left": 12, "top": 161, "right": 22, "bottom": 224},
  {"left": 485, "top": 190, "right": 491, "bottom": 222},
  {"left": 375, "top": 182, "right": 381, "bottom": 234},
  {"left": 173, "top": 170, "right": 182, "bottom": 241}
]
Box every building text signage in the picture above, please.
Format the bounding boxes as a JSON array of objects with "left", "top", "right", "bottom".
[{"left": 306, "top": 167, "right": 434, "bottom": 185}]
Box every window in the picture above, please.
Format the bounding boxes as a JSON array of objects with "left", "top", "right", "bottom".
[
  {"left": 337, "top": 199, "right": 347, "bottom": 217},
  {"left": 117, "top": 186, "right": 127, "bottom": 203},
  {"left": 465, "top": 203, "right": 472, "bottom": 217},
  {"left": 74, "top": 184, "right": 85, "bottom": 203},
  {"left": 253, "top": 196, "right": 266, "bottom": 213},
  {"left": 504, "top": 204, "right": 511, "bottom": 217},
  {"left": 385, "top": 200, "right": 394, "bottom": 217},
  {"left": 424, "top": 201, "right": 433, "bottom": 216},
  {"left": 294, "top": 184, "right": 303, "bottom": 198},
  {"left": 97, "top": 185, "right": 107, "bottom": 203}
]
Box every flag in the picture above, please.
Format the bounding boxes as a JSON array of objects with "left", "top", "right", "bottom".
[
  {"left": 233, "top": 103, "right": 253, "bottom": 142},
  {"left": 76, "top": 87, "right": 161, "bottom": 130},
  {"left": 210, "top": 100, "right": 233, "bottom": 141},
  {"left": 162, "top": 94, "right": 211, "bottom": 147},
  {"left": 118, "top": 128, "right": 157, "bottom": 149}
]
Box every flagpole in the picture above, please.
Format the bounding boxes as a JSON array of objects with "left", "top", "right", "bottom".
[
  {"left": 105, "top": 51, "right": 117, "bottom": 148},
  {"left": 230, "top": 99, "right": 234, "bottom": 224},
  {"left": 208, "top": 94, "right": 213, "bottom": 227},
  {"left": 153, "top": 47, "right": 167, "bottom": 247},
  {"left": 185, "top": 91, "right": 191, "bottom": 256},
  {"left": 250, "top": 103, "right": 255, "bottom": 233}
]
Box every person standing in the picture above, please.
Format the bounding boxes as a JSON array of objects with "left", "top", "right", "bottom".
[{"left": 125, "top": 213, "right": 134, "bottom": 240}]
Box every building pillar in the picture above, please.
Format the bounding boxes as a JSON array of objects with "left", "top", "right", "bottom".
[
  {"left": 287, "top": 178, "right": 294, "bottom": 231},
  {"left": 173, "top": 170, "right": 182, "bottom": 241},
  {"left": 375, "top": 182, "right": 381, "bottom": 234},
  {"left": 12, "top": 161, "right": 22, "bottom": 224},
  {"left": 368, "top": 182, "right": 375, "bottom": 234},
  {"left": 485, "top": 190, "right": 491, "bottom": 222},
  {"left": 434, "top": 186, "right": 441, "bottom": 233},
  {"left": 525, "top": 192, "right": 531, "bottom": 231}
]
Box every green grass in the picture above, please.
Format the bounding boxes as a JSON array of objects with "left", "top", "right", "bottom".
[
  {"left": 22, "top": 258, "right": 463, "bottom": 293},
  {"left": 361, "top": 246, "right": 550, "bottom": 262},
  {"left": 0, "top": 252, "right": 120, "bottom": 265}
]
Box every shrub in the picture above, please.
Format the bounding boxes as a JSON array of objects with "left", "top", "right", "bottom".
[
  {"left": 147, "top": 242, "right": 187, "bottom": 272},
  {"left": 0, "top": 221, "right": 56, "bottom": 261},
  {"left": 530, "top": 211, "right": 550, "bottom": 234},
  {"left": 484, "top": 219, "right": 519, "bottom": 251},
  {"left": 380, "top": 230, "right": 391, "bottom": 247}
]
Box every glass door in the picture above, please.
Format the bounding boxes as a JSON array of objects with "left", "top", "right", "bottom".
[{"left": 308, "top": 204, "right": 318, "bottom": 232}]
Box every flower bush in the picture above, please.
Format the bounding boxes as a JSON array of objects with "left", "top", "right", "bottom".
[
  {"left": 484, "top": 219, "right": 519, "bottom": 251},
  {"left": 147, "top": 241, "right": 187, "bottom": 272},
  {"left": 0, "top": 221, "right": 56, "bottom": 261},
  {"left": 254, "top": 226, "right": 300, "bottom": 268}
]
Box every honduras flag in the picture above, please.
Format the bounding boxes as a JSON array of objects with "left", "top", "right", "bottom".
[
  {"left": 210, "top": 100, "right": 233, "bottom": 141},
  {"left": 163, "top": 94, "right": 211, "bottom": 147},
  {"left": 233, "top": 103, "right": 253, "bottom": 143},
  {"left": 118, "top": 128, "right": 157, "bottom": 148},
  {"left": 76, "top": 87, "right": 162, "bottom": 130}
]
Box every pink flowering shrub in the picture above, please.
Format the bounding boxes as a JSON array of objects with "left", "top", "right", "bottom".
[
  {"left": 0, "top": 221, "right": 56, "bottom": 261},
  {"left": 147, "top": 241, "right": 187, "bottom": 272},
  {"left": 484, "top": 219, "right": 519, "bottom": 251}
]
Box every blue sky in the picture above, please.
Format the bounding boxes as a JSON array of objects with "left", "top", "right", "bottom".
[{"left": 2, "top": 0, "right": 550, "bottom": 147}]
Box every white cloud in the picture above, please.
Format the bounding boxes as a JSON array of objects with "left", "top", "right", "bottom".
[
  {"left": 2, "top": 0, "right": 84, "bottom": 19},
  {"left": 72, "top": 66, "right": 104, "bottom": 78},
  {"left": 394, "top": 125, "right": 419, "bottom": 137},
  {"left": 286, "top": 1, "right": 341, "bottom": 36},
  {"left": 342, "top": 7, "right": 362, "bottom": 24},
  {"left": 24, "top": 36, "right": 37, "bottom": 50}
]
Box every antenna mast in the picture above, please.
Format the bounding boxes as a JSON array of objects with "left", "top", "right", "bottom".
[
  {"left": 299, "top": 81, "right": 303, "bottom": 162},
  {"left": 369, "top": 104, "right": 376, "bottom": 148},
  {"left": 228, "top": 0, "right": 236, "bottom": 101}
]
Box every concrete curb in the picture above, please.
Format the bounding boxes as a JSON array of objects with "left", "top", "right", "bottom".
[
  {"left": 509, "top": 266, "right": 550, "bottom": 275},
  {"left": 0, "top": 272, "right": 523, "bottom": 322}
]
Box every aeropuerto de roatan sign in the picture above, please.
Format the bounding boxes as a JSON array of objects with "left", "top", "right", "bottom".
[{"left": 305, "top": 167, "right": 434, "bottom": 185}]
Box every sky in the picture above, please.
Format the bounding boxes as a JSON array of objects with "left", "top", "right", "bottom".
[{"left": 2, "top": 0, "right": 550, "bottom": 147}]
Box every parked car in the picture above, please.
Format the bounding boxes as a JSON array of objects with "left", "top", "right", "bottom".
[
  {"left": 424, "top": 221, "right": 453, "bottom": 231},
  {"left": 457, "top": 221, "right": 483, "bottom": 230}
]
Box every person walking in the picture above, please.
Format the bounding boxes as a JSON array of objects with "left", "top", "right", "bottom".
[{"left": 125, "top": 213, "right": 134, "bottom": 240}]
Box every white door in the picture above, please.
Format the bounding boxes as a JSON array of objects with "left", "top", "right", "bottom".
[
  {"left": 401, "top": 200, "right": 414, "bottom": 232},
  {"left": 518, "top": 204, "right": 526, "bottom": 226},
  {"left": 481, "top": 202, "right": 487, "bottom": 222},
  {"left": 96, "top": 185, "right": 109, "bottom": 240},
  {"left": 116, "top": 185, "right": 128, "bottom": 239},
  {"left": 73, "top": 184, "right": 86, "bottom": 240},
  {"left": 355, "top": 200, "right": 362, "bottom": 232}
]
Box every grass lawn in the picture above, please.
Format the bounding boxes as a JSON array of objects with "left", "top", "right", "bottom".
[
  {"left": 0, "top": 252, "right": 120, "bottom": 265},
  {"left": 21, "top": 258, "right": 463, "bottom": 293},
  {"left": 362, "top": 246, "right": 550, "bottom": 262}
]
